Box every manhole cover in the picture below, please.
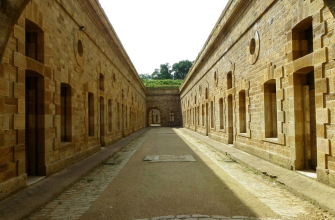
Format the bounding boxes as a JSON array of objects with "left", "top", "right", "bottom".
[{"left": 143, "top": 155, "right": 196, "bottom": 162}]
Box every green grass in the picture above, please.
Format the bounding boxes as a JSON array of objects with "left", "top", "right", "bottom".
[{"left": 142, "top": 79, "right": 183, "bottom": 88}]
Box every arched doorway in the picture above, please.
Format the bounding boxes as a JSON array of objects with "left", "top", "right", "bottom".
[{"left": 148, "top": 109, "right": 161, "bottom": 126}]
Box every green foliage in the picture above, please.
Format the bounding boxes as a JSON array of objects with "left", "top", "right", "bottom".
[
  {"left": 142, "top": 79, "right": 183, "bottom": 88},
  {"left": 151, "top": 63, "right": 172, "bottom": 79},
  {"left": 172, "top": 60, "right": 193, "bottom": 79},
  {"left": 139, "top": 60, "right": 193, "bottom": 88},
  {"left": 139, "top": 73, "right": 151, "bottom": 80}
]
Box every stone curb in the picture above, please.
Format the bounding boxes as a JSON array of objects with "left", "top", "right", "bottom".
[{"left": 134, "top": 214, "right": 273, "bottom": 220}]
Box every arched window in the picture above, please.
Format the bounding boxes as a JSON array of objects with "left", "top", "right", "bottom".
[
  {"left": 292, "top": 17, "right": 313, "bottom": 60},
  {"left": 25, "top": 19, "right": 44, "bottom": 63}
]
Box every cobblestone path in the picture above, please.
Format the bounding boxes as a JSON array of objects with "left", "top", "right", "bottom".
[
  {"left": 26, "top": 128, "right": 334, "bottom": 220},
  {"left": 27, "top": 132, "right": 149, "bottom": 220}
]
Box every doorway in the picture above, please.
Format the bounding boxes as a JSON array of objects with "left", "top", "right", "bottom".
[
  {"left": 148, "top": 109, "right": 161, "bottom": 126},
  {"left": 228, "top": 95, "right": 234, "bottom": 144},
  {"left": 206, "top": 103, "right": 209, "bottom": 136},
  {"left": 294, "top": 69, "right": 317, "bottom": 170},
  {"left": 100, "top": 97, "right": 105, "bottom": 147},
  {"left": 25, "top": 71, "right": 45, "bottom": 176}
]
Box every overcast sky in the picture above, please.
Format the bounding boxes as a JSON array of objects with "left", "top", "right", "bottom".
[{"left": 99, "top": 0, "right": 229, "bottom": 75}]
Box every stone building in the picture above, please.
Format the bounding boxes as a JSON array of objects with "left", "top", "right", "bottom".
[
  {"left": 2, "top": 0, "right": 335, "bottom": 202},
  {"left": 0, "top": 0, "right": 146, "bottom": 200},
  {"left": 146, "top": 88, "right": 182, "bottom": 127},
  {"left": 180, "top": 0, "right": 335, "bottom": 187}
]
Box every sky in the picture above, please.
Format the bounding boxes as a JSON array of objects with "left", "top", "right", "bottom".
[{"left": 99, "top": 0, "right": 229, "bottom": 75}]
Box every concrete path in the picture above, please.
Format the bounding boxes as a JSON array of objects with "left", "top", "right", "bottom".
[
  {"left": 1, "top": 127, "right": 335, "bottom": 220},
  {"left": 181, "top": 128, "right": 335, "bottom": 216},
  {"left": 79, "top": 127, "right": 277, "bottom": 220},
  {"left": 0, "top": 128, "right": 149, "bottom": 220}
]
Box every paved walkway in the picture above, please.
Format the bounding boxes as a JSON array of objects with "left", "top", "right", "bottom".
[
  {"left": 0, "top": 128, "right": 149, "bottom": 220},
  {"left": 181, "top": 128, "right": 335, "bottom": 216},
  {"left": 1, "top": 127, "right": 335, "bottom": 220}
]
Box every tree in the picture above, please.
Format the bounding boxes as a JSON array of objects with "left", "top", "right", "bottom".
[
  {"left": 139, "top": 73, "right": 151, "bottom": 80},
  {"left": 172, "top": 60, "right": 193, "bottom": 79},
  {"left": 151, "top": 63, "right": 172, "bottom": 79}
]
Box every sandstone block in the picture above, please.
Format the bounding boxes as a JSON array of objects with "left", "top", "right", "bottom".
[
  {"left": 315, "top": 78, "right": 328, "bottom": 94},
  {"left": 313, "top": 47, "right": 327, "bottom": 65},
  {"left": 27, "top": 57, "right": 44, "bottom": 74},
  {"left": 316, "top": 108, "right": 329, "bottom": 124},
  {"left": 0, "top": 79, "right": 9, "bottom": 97},
  {"left": 13, "top": 25, "right": 25, "bottom": 42},
  {"left": 14, "top": 145, "right": 25, "bottom": 162},
  {"left": 17, "top": 129, "right": 25, "bottom": 145},
  {"left": 14, "top": 114, "right": 25, "bottom": 129},
  {"left": 293, "top": 53, "right": 313, "bottom": 72},
  {"left": 317, "top": 138, "right": 330, "bottom": 154},
  {"left": 310, "top": 0, "right": 324, "bottom": 15},
  {"left": 14, "top": 83, "right": 25, "bottom": 99},
  {"left": 14, "top": 52, "right": 27, "bottom": 69}
]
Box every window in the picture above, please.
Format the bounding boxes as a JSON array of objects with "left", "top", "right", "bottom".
[
  {"left": 88, "top": 93, "right": 94, "bottom": 136},
  {"left": 99, "top": 73, "right": 104, "bottom": 91},
  {"left": 227, "top": 72, "right": 232, "bottom": 89},
  {"left": 239, "top": 90, "right": 246, "bottom": 133},
  {"left": 25, "top": 19, "right": 44, "bottom": 63},
  {"left": 210, "top": 101, "right": 214, "bottom": 128},
  {"left": 125, "top": 106, "right": 128, "bottom": 128},
  {"left": 264, "top": 80, "right": 277, "bottom": 138},
  {"left": 169, "top": 112, "right": 175, "bottom": 122},
  {"left": 197, "top": 106, "right": 200, "bottom": 125},
  {"left": 117, "top": 102, "right": 120, "bottom": 130},
  {"left": 108, "top": 99, "right": 112, "bottom": 132},
  {"left": 202, "top": 104, "right": 205, "bottom": 126},
  {"left": 219, "top": 98, "right": 224, "bottom": 129},
  {"left": 292, "top": 17, "right": 313, "bottom": 60},
  {"left": 61, "top": 84, "right": 72, "bottom": 142}
]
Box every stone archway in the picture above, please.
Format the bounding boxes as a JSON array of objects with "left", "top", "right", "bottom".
[{"left": 148, "top": 108, "right": 161, "bottom": 126}]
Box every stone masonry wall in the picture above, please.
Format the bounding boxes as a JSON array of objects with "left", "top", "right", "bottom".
[
  {"left": 180, "top": 0, "right": 335, "bottom": 188},
  {"left": 146, "top": 88, "right": 182, "bottom": 127},
  {"left": 0, "top": 0, "right": 146, "bottom": 200}
]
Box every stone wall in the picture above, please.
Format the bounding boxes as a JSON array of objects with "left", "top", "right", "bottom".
[
  {"left": 0, "top": 0, "right": 146, "bottom": 200},
  {"left": 146, "top": 88, "right": 182, "bottom": 127},
  {"left": 180, "top": 0, "right": 335, "bottom": 188}
]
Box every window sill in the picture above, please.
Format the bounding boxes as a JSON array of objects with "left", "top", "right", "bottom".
[
  {"left": 263, "top": 137, "right": 279, "bottom": 144},
  {"left": 238, "top": 133, "right": 248, "bottom": 137},
  {"left": 61, "top": 142, "right": 72, "bottom": 147}
]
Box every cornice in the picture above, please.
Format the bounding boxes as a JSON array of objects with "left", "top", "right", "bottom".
[
  {"left": 81, "top": 0, "right": 146, "bottom": 93},
  {"left": 179, "top": 0, "right": 276, "bottom": 96}
]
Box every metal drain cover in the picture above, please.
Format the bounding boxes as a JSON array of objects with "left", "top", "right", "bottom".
[{"left": 143, "top": 155, "right": 196, "bottom": 162}]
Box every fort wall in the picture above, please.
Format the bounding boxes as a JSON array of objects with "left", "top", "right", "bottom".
[
  {"left": 0, "top": 0, "right": 146, "bottom": 200},
  {"left": 146, "top": 88, "right": 182, "bottom": 127},
  {"left": 180, "top": 0, "right": 335, "bottom": 187}
]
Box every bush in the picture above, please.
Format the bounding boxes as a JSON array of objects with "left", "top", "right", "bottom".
[{"left": 142, "top": 79, "right": 183, "bottom": 88}]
